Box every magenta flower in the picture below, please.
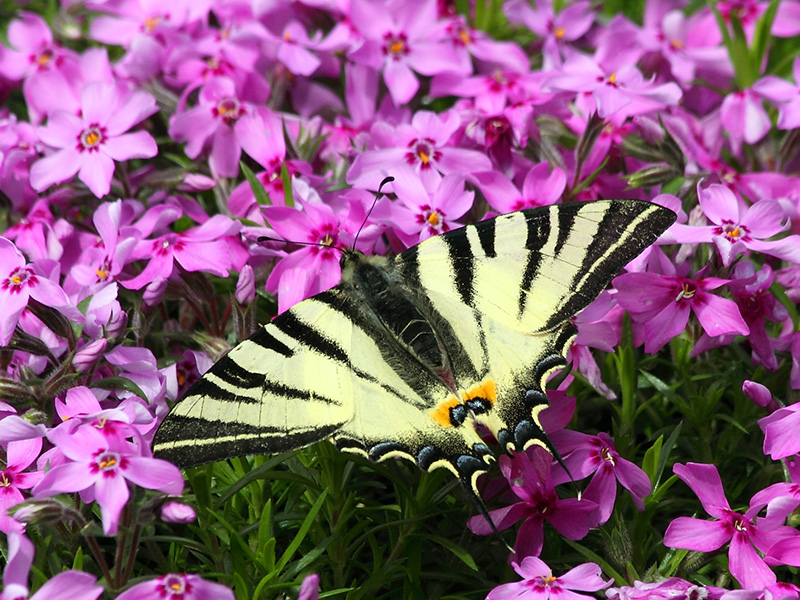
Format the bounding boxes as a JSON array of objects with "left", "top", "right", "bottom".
[
  {"left": 753, "top": 56, "right": 800, "bottom": 130},
  {"left": 121, "top": 213, "right": 241, "bottom": 290},
  {"left": 504, "top": 0, "right": 594, "bottom": 68},
  {"left": 468, "top": 447, "right": 599, "bottom": 559},
  {"left": 664, "top": 463, "right": 794, "bottom": 589},
  {"left": 759, "top": 403, "right": 800, "bottom": 461},
  {"left": 551, "top": 431, "right": 651, "bottom": 524},
  {"left": 347, "top": 0, "right": 466, "bottom": 106},
  {"left": 474, "top": 162, "right": 566, "bottom": 214},
  {"left": 298, "top": 573, "right": 320, "bottom": 600},
  {"left": 670, "top": 184, "right": 800, "bottom": 266},
  {"left": 2, "top": 531, "right": 103, "bottom": 600},
  {"left": 376, "top": 170, "right": 473, "bottom": 245},
  {"left": 29, "top": 82, "right": 158, "bottom": 198},
  {"left": 486, "top": 557, "right": 610, "bottom": 600},
  {"left": 346, "top": 110, "right": 492, "bottom": 190},
  {"left": 613, "top": 272, "right": 749, "bottom": 353},
  {"left": 0, "top": 438, "right": 43, "bottom": 534},
  {"left": 168, "top": 77, "right": 270, "bottom": 178},
  {"left": 263, "top": 195, "right": 379, "bottom": 313},
  {"left": 720, "top": 88, "right": 771, "bottom": 154},
  {"left": 33, "top": 421, "right": 183, "bottom": 535},
  {"left": 0, "top": 237, "right": 77, "bottom": 346},
  {"left": 606, "top": 577, "right": 727, "bottom": 600},
  {"left": 116, "top": 573, "right": 235, "bottom": 600},
  {"left": 544, "top": 53, "right": 682, "bottom": 121}
]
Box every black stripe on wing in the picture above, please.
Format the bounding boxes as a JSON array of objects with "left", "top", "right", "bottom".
[
  {"left": 154, "top": 414, "right": 343, "bottom": 467},
  {"left": 541, "top": 200, "right": 675, "bottom": 330}
]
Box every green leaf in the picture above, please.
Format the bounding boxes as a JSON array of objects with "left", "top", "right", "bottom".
[
  {"left": 281, "top": 162, "right": 294, "bottom": 207},
  {"left": 275, "top": 489, "right": 328, "bottom": 573},
  {"left": 241, "top": 161, "right": 272, "bottom": 206},
  {"left": 90, "top": 376, "right": 148, "bottom": 401}
]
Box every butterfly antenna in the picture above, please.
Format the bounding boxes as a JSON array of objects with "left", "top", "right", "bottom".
[
  {"left": 353, "top": 176, "right": 394, "bottom": 249},
  {"left": 460, "top": 477, "right": 514, "bottom": 553}
]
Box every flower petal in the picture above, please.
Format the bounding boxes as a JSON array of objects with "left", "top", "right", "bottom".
[
  {"left": 29, "top": 148, "right": 83, "bottom": 191},
  {"left": 124, "top": 457, "right": 184, "bottom": 495},
  {"left": 664, "top": 516, "right": 730, "bottom": 551}
]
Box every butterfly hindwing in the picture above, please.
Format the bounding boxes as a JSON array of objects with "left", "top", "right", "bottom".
[{"left": 153, "top": 199, "right": 676, "bottom": 503}]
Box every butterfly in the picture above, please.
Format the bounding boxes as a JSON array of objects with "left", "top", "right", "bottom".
[{"left": 153, "top": 199, "right": 675, "bottom": 522}]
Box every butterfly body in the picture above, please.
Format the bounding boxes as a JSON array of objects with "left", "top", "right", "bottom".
[{"left": 154, "top": 200, "right": 675, "bottom": 507}]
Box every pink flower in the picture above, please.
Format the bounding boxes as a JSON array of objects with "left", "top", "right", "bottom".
[
  {"left": 468, "top": 447, "right": 599, "bottom": 559},
  {"left": 720, "top": 89, "right": 771, "bottom": 154},
  {"left": 664, "top": 463, "right": 794, "bottom": 589},
  {"left": 29, "top": 82, "right": 158, "bottom": 198},
  {"left": 0, "top": 438, "right": 43, "bottom": 534},
  {"left": 375, "top": 169, "right": 473, "bottom": 245},
  {"left": 347, "top": 0, "right": 467, "bottom": 106},
  {"left": 0, "top": 237, "right": 77, "bottom": 346},
  {"left": 670, "top": 184, "right": 800, "bottom": 266},
  {"left": 121, "top": 212, "right": 241, "bottom": 290},
  {"left": 486, "top": 557, "right": 610, "bottom": 600},
  {"left": 298, "top": 573, "right": 320, "bottom": 600},
  {"left": 346, "top": 110, "right": 492, "bottom": 190},
  {"left": 759, "top": 403, "right": 800, "bottom": 460},
  {"left": 2, "top": 531, "right": 104, "bottom": 600},
  {"left": 168, "top": 77, "right": 270, "bottom": 178},
  {"left": 33, "top": 422, "right": 183, "bottom": 535},
  {"left": 551, "top": 431, "right": 651, "bottom": 525},
  {"left": 474, "top": 162, "right": 566, "bottom": 213},
  {"left": 754, "top": 56, "right": 800, "bottom": 130},
  {"left": 613, "top": 272, "right": 749, "bottom": 353},
  {"left": 606, "top": 577, "right": 727, "bottom": 600},
  {"left": 116, "top": 573, "right": 235, "bottom": 600}
]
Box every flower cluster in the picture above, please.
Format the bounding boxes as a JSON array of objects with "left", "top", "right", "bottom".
[{"left": 0, "top": 0, "right": 799, "bottom": 598}]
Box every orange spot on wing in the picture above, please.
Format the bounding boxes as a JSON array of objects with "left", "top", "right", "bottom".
[{"left": 430, "top": 396, "right": 461, "bottom": 427}]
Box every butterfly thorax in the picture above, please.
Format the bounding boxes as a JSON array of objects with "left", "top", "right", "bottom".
[{"left": 340, "top": 251, "right": 458, "bottom": 393}]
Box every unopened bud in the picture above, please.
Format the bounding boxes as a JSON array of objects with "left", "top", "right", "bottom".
[
  {"left": 144, "top": 277, "right": 168, "bottom": 306},
  {"left": 159, "top": 501, "right": 197, "bottom": 523},
  {"left": 235, "top": 265, "right": 255, "bottom": 305},
  {"left": 73, "top": 338, "right": 108, "bottom": 373}
]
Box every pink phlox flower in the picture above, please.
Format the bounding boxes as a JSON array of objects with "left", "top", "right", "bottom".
[
  {"left": 439, "top": 14, "right": 529, "bottom": 73},
  {"left": 544, "top": 52, "right": 682, "bottom": 121},
  {"left": 373, "top": 169, "right": 473, "bottom": 246},
  {"left": 30, "top": 82, "right": 159, "bottom": 198},
  {"left": 671, "top": 184, "right": 800, "bottom": 266},
  {"left": 0, "top": 438, "right": 43, "bottom": 533},
  {"left": 159, "top": 500, "right": 197, "bottom": 523},
  {"left": 0, "top": 115, "right": 40, "bottom": 210},
  {"left": 720, "top": 88, "right": 772, "bottom": 154},
  {"left": 0, "top": 237, "right": 79, "bottom": 346},
  {"left": 742, "top": 380, "right": 779, "bottom": 411},
  {"left": 504, "top": 0, "right": 594, "bottom": 68},
  {"left": 759, "top": 403, "right": 800, "bottom": 461},
  {"left": 115, "top": 573, "right": 235, "bottom": 600},
  {"left": 298, "top": 573, "right": 320, "bottom": 600},
  {"left": 486, "top": 556, "right": 610, "bottom": 600},
  {"left": 104, "top": 345, "right": 168, "bottom": 408},
  {"left": 347, "top": 0, "right": 468, "bottom": 106},
  {"left": 717, "top": 0, "right": 768, "bottom": 40},
  {"left": 431, "top": 68, "right": 551, "bottom": 117},
  {"left": 0, "top": 13, "right": 81, "bottom": 125},
  {"left": 66, "top": 200, "right": 143, "bottom": 293},
  {"left": 639, "top": 6, "right": 730, "bottom": 84},
  {"left": 664, "top": 462, "right": 795, "bottom": 589},
  {"left": 551, "top": 431, "right": 650, "bottom": 524},
  {"left": 474, "top": 162, "right": 565, "bottom": 214},
  {"left": 33, "top": 420, "right": 183, "bottom": 535},
  {"left": 3, "top": 199, "right": 62, "bottom": 262},
  {"left": 613, "top": 270, "right": 749, "bottom": 354},
  {"left": 468, "top": 447, "right": 600, "bottom": 559},
  {"left": 121, "top": 209, "right": 241, "bottom": 290},
  {"left": 1, "top": 531, "right": 104, "bottom": 600},
  {"left": 89, "top": 0, "right": 193, "bottom": 48},
  {"left": 457, "top": 101, "right": 535, "bottom": 170},
  {"left": 262, "top": 20, "right": 323, "bottom": 77},
  {"left": 754, "top": 56, "right": 800, "bottom": 130},
  {"left": 568, "top": 292, "right": 622, "bottom": 400},
  {"left": 169, "top": 76, "right": 269, "bottom": 178},
  {"left": 606, "top": 577, "right": 728, "bottom": 600},
  {"left": 54, "top": 386, "right": 154, "bottom": 439},
  {"left": 263, "top": 194, "right": 375, "bottom": 313},
  {"left": 347, "top": 109, "right": 492, "bottom": 189},
  {"left": 749, "top": 480, "right": 800, "bottom": 533}
]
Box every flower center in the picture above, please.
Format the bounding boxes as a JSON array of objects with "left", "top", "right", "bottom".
[
  {"left": 406, "top": 139, "right": 440, "bottom": 169},
  {"left": 92, "top": 450, "right": 124, "bottom": 475},
  {"left": 144, "top": 15, "right": 162, "bottom": 32},
  {"left": 553, "top": 25, "right": 565, "bottom": 39},
  {"left": 383, "top": 33, "right": 409, "bottom": 59},
  {"left": 457, "top": 28, "right": 471, "bottom": 46},
  {"left": 714, "top": 220, "right": 750, "bottom": 242},
  {"left": 427, "top": 211, "right": 440, "bottom": 226},
  {"left": 78, "top": 124, "right": 106, "bottom": 153},
  {"left": 670, "top": 37, "right": 684, "bottom": 50},
  {"left": 1, "top": 471, "right": 14, "bottom": 487},
  {"left": 214, "top": 97, "right": 243, "bottom": 125},
  {"left": 36, "top": 47, "right": 54, "bottom": 66},
  {"left": 158, "top": 574, "right": 192, "bottom": 598},
  {"left": 2, "top": 266, "right": 37, "bottom": 294},
  {"left": 675, "top": 282, "right": 696, "bottom": 302},
  {"left": 601, "top": 446, "right": 616, "bottom": 465}
]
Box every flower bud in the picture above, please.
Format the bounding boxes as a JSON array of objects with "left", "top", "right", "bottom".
[
  {"left": 144, "top": 277, "right": 168, "bottom": 306},
  {"left": 159, "top": 501, "right": 197, "bottom": 523},
  {"left": 73, "top": 338, "right": 108, "bottom": 373},
  {"left": 106, "top": 307, "right": 128, "bottom": 339},
  {"left": 235, "top": 265, "right": 255, "bottom": 305}
]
